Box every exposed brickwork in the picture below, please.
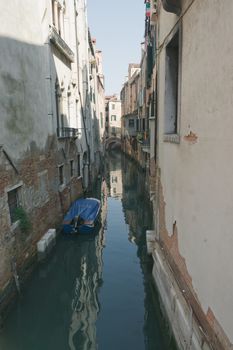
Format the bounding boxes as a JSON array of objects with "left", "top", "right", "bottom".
[
  {"left": 158, "top": 176, "right": 194, "bottom": 287},
  {"left": 207, "top": 308, "right": 233, "bottom": 350},
  {"left": 0, "top": 136, "right": 84, "bottom": 314},
  {"left": 155, "top": 170, "right": 231, "bottom": 350},
  {"left": 183, "top": 131, "right": 198, "bottom": 144}
]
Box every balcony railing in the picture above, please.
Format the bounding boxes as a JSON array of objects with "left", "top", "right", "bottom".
[
  {"left": 49, "top": 26, "right": 75, "bottom": 62},
  {"left": 142, "top": 138, "right": 150, "bottom": 153},
  {"left": 57, "top": 127, "right": 80, "bottom": 139}
]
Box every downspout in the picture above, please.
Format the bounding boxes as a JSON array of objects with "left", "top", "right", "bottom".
[
  {"left": 45, "top": 27, "right": 54, "bottom": 135},
  {"left": 155, "top": 8, "right": 160, "bottom": 242},
  {"left": 74, "top": 0, "right": 91, "bottom": 188}
]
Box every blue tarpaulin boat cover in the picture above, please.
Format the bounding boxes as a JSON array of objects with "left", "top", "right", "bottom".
[{"left": 63, "top": 198, "right": 100, "bottom": 223}]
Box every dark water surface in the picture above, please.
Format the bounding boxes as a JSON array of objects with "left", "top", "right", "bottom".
[{"left": 0, "top": 152, "right": 177, "bottom": 350}]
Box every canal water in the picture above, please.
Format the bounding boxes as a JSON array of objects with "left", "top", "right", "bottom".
[{"left": 0, "top": 152, "right": 177, "bottom": 350}]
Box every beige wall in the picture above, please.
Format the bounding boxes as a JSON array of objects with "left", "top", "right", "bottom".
[
  {"left": 109, "top": 100, "right": 121, "bottom": 132},
  {"left": 157, "top": 0, "right": 233, "bottom": 344}
]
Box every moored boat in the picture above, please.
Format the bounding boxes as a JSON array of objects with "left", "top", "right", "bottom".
[{"left": 62, "top": 198, "right": 101, "bottom": 234}]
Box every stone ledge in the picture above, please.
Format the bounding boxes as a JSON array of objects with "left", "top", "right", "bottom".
[
  {"left": 163, "top": 134, "right": 180, "bottom": 144},
  {"left": 49, "top": 26, "right": 74, "bottom": 62}
]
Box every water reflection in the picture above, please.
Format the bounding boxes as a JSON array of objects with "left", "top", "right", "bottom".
[
  {"left": 68, "top": 179, "right": 108, "bottom": 350},
  {"left": 105, "top": 151, "right": 177, "bottom": 350},
  {"left": 0, "top": 151, "right": 177, "bottom": 350}
]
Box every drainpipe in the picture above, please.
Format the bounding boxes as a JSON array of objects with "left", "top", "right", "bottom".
[
  {"left": 74, "top": 0, "right": 91, "bottom": 189},
  {"left": 155, "top": 8, "right": 160, "bottom": 242},
  {"left": 45, "top": 38, "right": 54, "bottom": 135}
]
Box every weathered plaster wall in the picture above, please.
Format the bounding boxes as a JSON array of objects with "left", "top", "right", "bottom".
[
  {"left": 0, "top": 0, "right": 85, "bottom": 314},
  {"left": 157, "top": 0, "right": 233, "bottom": 345},
  {"left": 0, "top": 1, "right": 50, "bottom": 160}
]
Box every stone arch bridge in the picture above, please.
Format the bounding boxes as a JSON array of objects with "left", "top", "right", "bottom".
[{"left": 104, "top": 136, "right": 121, "bottom": 150}]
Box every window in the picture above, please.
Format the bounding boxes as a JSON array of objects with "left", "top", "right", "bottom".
[
  {"left": 67, "top": 93, "right": 71, "bottom": 124},
  {"left": 128, "top": 119, "right": 135, "bottom": 128},
  {"left": 142, "top": 118, "right": 145, "bottom": 131},
  {"left": 111, "top": 115, "right": 117, "bottom": 121},
  {"left": 59, "top": 165, "right": 64, "bottom": 185},
  {"left": 164, "top": 29, "right": 180, "bottom": 135},
  {"left": 55, "top": 81, "right": 61, "bottom": 136},
  {"left": 58, "top": 4, "right": 62, "bottom": 35},
  {"left": 52, "top": 0, "right": 63, "bottom": 37},
  {"left": 136, "top": 119, "right": 139, "bottom": 131},
  {"left": 90, "top": 87, "right": 92, "bottom": 101},
  {"left": 52, "top": 0, "right": 56, "bottom": 26},
  {"left": 8, "top": 188, "right": 19, "bottom": 223},
  {"left": 112, "top": 104, "right": 115, "bottom": 110},
  {"left": 77, "top": 155, "right": 81, "bottom": 177},
  {"left": 70, "top": 160, "right": 74, "bottom": 177},
  {"left": 112, "top": 176, "right": 118, "bottom": 183}
]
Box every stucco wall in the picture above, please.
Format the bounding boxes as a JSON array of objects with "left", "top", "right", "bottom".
[
  {"left": 157, "top": 0, "right": 233, "bottom": 344},
  {"left": 109, "top": 101, "right": 122, "bottom": 130},
  {"left": 0, "top": 0, "right": 90, "bottom": 310},
  {"left": 0, "top": 1, "right": 50, "bottom": 160}
]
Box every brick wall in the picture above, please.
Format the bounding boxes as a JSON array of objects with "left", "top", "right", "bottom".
[{"left": 0, "top": 138, "right": 84, "bottom": 313}]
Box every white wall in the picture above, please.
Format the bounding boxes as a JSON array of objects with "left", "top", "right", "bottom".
[{"left": 157, "top": 0, "right": 233, "bottom": 342}]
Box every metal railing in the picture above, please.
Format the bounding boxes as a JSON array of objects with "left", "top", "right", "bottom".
[{"left": 57, "top": 127, "right": 80, "bottom": 139}]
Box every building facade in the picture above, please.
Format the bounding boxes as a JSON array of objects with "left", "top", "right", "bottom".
[
  {"left": 0, "top": 0, "right": 104, "bottom": 313},
  {"left": 121, "top": 64, "right": 140, "bottom": 160},
  {"left": 122, "top": 0, "right": 233, "bottom": 348},
  {"left": 152, "top": 0, "right": 233, "bottom": 349},
  {"left": 105, "top": 95, "right": 122, "bottom": 149}
]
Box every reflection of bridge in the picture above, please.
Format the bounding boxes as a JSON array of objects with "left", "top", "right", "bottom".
[{"left": 105, "top": 136, "right": 121, "bottom": 150}]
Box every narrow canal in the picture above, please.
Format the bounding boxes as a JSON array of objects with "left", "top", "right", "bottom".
[{"left": 0, "top": 152, "right": 177, "bottom": 350}]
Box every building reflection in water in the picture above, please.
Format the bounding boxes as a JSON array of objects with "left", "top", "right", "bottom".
[
  {"left": 68, "top": 178, "right": 108, "bottom": 350},
  {"left": 106, "top": 151, "right": 176, "bottom": 349},
  {"left": 0, "top": 152, "right": 176, "bottom": 350}
]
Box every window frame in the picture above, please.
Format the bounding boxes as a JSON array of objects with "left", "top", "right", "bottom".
[
  {"left": 8, "top": 189, "right": 19, "bottom": 224},
  {"left": 128, "top": 119, "right": 135, "bottom": 128},
  {"left": 6, "top": 183, "right": 22, "bottom": 225},
  {"left": 58, "top": 164, "right": 64, "bottom": 186},
  {"left": 77, "top": 154, "right": 81, "bottom": 178},
  {"left": 163, "top": 24, "right": 182, "bottom": 144},
  {"left": 111, "top": 115, "right": 117, "bottom": 122}
]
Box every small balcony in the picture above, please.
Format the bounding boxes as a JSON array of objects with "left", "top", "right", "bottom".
[
  {"left": 142, "top": 138, "right": 150, "bottom": 154},
  {"left": 49, "top": 26, "right": 75, "bottom": 62},
  {"left": 137, "top": 132, "right": 151, "bottom": 153},
  {"left": 57, "top": 127, "right": 80, "bottom": 139}
]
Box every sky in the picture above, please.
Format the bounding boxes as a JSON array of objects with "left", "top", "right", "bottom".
[{"left": 87, "top": 0, "right": 145, "bottom": 96}]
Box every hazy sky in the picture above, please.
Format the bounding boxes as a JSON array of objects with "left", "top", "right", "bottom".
[{"left": 87, "top": 0, "right": 145, "bottom": 96}]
